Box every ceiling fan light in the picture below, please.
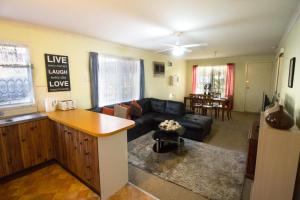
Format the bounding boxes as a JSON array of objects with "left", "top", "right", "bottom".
[{"left": 172, "top": 46, "right": 184, "bottom": 56}]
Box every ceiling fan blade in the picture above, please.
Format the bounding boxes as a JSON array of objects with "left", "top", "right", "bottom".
[
  {"left": 162, "top": 43, "right": 177, "bottom": 48},
  {"left": 182, "top": 48, "right": 192, "bottom": 53},
  {"left": 155, "top": 48, "right": 173, "bottom": 53},
  {"left": 181, "top": 43, "right": 208, "bottom": 48}
]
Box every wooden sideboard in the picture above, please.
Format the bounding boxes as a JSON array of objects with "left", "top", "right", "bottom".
[{"left": 250, "top": 113, "right": 300, "bottom": 200}]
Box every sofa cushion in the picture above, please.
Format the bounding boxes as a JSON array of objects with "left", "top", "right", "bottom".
[
  {"left": 137, "top": 98, "right": 152, "bottom": 114},
  {"left": 134, "top": 112, "right": 157, "bottom": 125},
  {"left": 153, "top": 114, "right": 179, "bottom": 123},
  {"left": 178, "top": 114, "right": 213, "bottom": 130},
  {"left": 151, "top": 99, "right": 166, "bottom": 113},
  {"left": 165, "top": 100, "right": 184, "bottom": 116}
]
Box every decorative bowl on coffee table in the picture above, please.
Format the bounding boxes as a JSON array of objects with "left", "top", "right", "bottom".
[{"left": 153, "top": 120, "right": 185, "bottom": 153}]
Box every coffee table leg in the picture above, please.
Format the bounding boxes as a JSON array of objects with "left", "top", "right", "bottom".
[{"left": 156, "top": 139, "right": 160, "bottom": 153}]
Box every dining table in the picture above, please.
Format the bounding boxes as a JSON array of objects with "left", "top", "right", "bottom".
[{"left": 184, "top": 95, "right": 229, "bottom": 121}]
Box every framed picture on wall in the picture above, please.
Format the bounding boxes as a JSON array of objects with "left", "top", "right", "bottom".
[
  {"left": 288, "top": 57, "right": 296, "bottom": 88},
  {"left": 153, "top": 61, "right": 165, "bottom": 76}
]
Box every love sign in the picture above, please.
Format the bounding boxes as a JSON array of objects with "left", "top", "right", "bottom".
[{"left": 45, "top": 54, "right": 71, "bottom": 92}]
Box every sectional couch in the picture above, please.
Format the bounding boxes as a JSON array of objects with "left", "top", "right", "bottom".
[{"left": 90, "top": 98, "right": 213, "bottom": 142}]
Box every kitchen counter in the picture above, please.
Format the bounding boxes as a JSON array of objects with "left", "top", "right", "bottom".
[
  {"left": 0, "top": 112, "right": 48, "bottom": 127},
  {"left": 47, "top": 109, "right": 135, "bottom": 137}
]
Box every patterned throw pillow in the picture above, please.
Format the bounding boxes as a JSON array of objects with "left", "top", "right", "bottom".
[
  {"left": 102, "top": 107, "right": 114, "bottom": 116},
  {"left": 114, "top": 104, "right": 129, "bottom": 119},
  {"left": 130, "top": 100, "right": 142, "bottom": 117}
]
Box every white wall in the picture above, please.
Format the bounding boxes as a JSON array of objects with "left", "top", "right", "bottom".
[
  {"left": 276, "top": 14, "right": 300, "bottom": 128},
  {"left": 0, "top": 19, "right": 186, "bottom": 116},
  {"left": 186, "top": 55, "right": 275, "bottom": 112}
]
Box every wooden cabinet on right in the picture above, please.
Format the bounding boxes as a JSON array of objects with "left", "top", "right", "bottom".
[
  {"left": 250, "top": 113, "right": 300, "bottom": 200},
  {"left": 52, "top": 122, "right": 100, "bottom": 193}
]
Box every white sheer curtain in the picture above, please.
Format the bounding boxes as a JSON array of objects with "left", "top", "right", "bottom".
[
  {"left": 98, "top": 54, "right": 140, "bottom": 106},
  {"left": 0, "top": 44, "right": 35, "bottom": 107},
  {"left": 195, "top": 65, "right": 227, "bottom": 97}
]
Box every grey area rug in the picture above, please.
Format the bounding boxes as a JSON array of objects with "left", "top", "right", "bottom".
[{"left": 128, "top": 132, "right": 247, "bottom": 200}]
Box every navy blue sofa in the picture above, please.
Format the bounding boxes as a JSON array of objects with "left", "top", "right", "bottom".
[{"left": 90, "top": 98, "right": 213, "bottom": 142}]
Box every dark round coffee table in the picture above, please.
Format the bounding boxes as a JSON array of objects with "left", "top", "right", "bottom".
[{"left": 152, "top": 127, "right": 185, "bottom": 153}]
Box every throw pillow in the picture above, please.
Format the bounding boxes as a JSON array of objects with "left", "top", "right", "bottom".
[
  {"left": 130, "top": 100, "right": 142, "bottom": 117},
  {"left": 114, "top": 104, "right": 129, "bottom": 119},
  {"left": 120, "top": 104, "right": 131, "bottom": 119},
  {"left": 102, "top": 107, "right": 114, "bottom": 116}
]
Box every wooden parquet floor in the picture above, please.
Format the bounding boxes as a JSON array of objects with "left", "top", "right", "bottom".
[{"left": 0, "top": 164, "right": 157, "bottom": 200}]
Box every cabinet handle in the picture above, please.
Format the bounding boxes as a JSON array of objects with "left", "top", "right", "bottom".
[
  {"left": 85, "top": 152, "right": 89, "bottom": 155},
  {"left": 2, "top": 132, "right": 7, "bottom": 137},
  {"left": 21, "top": 139, "right": 26, "bottom": 142},
  {"left": 86, "top": 166, "right": 91, "bottom": 169},
  {"left": 30, "top": 127, "right": 35, "bottom": 131},
  {"left": 84, "top": 138, "right": 88, "bottom": 141},
  {"left": 67, "top": 131, "right": 71, "bottom": 135}
]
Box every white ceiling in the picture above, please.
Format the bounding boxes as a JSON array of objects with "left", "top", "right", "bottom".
[{"left": 0, "top": 0, "right": 298, "bottom": 59}]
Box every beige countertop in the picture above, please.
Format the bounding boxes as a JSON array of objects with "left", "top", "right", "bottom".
[{"left": 47, "top": 109, "right": 135, "bottom": 137}]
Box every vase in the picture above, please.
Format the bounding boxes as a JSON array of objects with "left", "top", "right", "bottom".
[{"left": 265, "top": 105, "right": 294, "bottom": 130}]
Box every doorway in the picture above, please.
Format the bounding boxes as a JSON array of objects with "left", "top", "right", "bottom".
[{"left": 244, "top": 62, "right": 273, "bottom": 113}]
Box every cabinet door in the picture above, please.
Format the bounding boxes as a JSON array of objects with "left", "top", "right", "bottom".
[
  {"left": 82, "top": 133, "right": 100, "bottom": 192},
  {"left": 55, "top": 123, "right": 67, "bottom": 167},
  {"left": 19, "top": 121, "right": 43, "bottom": 168},
  {"left": 64, "top": 126, "right": 78, "bottom": 173},
  {"left": 40, "top": 119, "right": 55, "bottom": 161},
  {"left": 0, "top": 140, "right": 7, "bottom": 177},
  {"left": 0, "top": 125, "right": 24, "bottom": 176}
]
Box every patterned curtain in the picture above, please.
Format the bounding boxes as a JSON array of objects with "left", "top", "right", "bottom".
[
  {"left": 0, "top": 44, "right": 34, "bottom": 107},
  {"left": 195, "top": 65, "right": 227, "bottom": 97}
]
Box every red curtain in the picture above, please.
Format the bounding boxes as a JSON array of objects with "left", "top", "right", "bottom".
[
  {"left": 192, "top": 65, "right": 197, "bottom": 93},
  {"left": 225, "top": 63, "right": 234, "bottom": 97}
]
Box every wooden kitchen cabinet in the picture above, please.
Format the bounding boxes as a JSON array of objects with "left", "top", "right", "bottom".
[
  {"left": 0, "top": 119, "right": 54, "bottom": 178},
  {"left": 52, "top": 122, "right": 100, "bottom": 192},
  {"left": 0, "top": 125, "right": 24, "bottom": 176},
  {"left": 19, "top": 119, "right": 54, "bottom": 168}
]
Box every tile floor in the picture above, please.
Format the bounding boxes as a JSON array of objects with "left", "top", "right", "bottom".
[{"left": 0, "top": 164, "right": 156, "bottom": 200}]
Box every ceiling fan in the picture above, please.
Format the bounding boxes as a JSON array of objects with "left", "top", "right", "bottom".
[{"left": 156, "top": 32, "right": 208, "bottom": 56}]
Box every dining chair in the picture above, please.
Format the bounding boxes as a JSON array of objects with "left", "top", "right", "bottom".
[
  {"left": 191, "top": 96, "right": 202, "bottom": 114},
  {"left": 226, "top": 96, "right": 234, "bottom": 119},
  {"left": 202, "top": 95, "right": 217, "bottom": 117},
  {"left": 218, "top": 96, "right": 233, "bottom": 121}
]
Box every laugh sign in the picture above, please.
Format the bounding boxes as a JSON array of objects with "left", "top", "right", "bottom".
[{"left": 45, "top": 54, "right": 71, "bottom": 92}]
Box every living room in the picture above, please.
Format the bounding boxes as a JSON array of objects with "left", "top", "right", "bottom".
[{"left": 0, "top": 0, "right": 300, "bottom": 200}]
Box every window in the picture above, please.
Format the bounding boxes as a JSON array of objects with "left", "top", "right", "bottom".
[
  {"left": 98, "top": 54, "right": 141, "bottom": 106},
  {"left": 0, "top": 44, "right": 35, "bottom": 108},
  {"left": 194, "top": 65, "right": 227, "bottom": 97}
]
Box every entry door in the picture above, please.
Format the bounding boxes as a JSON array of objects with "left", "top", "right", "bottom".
[{"left": 244, "top": 62, "right": 273, "bottom": 113}]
